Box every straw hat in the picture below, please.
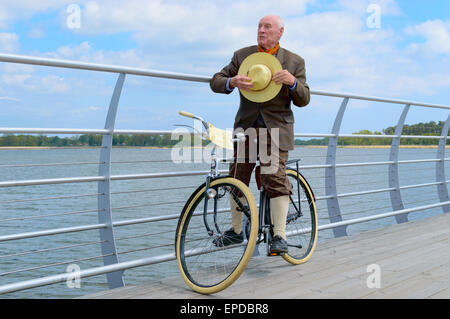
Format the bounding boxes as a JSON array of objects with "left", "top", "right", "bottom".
[{"left": 237, "top": 52, "right": 283, "bottom": 103}]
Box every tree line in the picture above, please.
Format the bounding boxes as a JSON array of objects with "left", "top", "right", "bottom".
[
  {"left": 0, "top": 134, "right": 182, "bottom": 147},
  {"left": 296, "top": 120, "right": 448, "bottom": 146},
  {"left": 1, "top": 121, "right": 448, "bottom": 147}
]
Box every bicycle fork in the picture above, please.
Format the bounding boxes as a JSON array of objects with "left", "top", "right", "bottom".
[
  {"left": 202, "top": 148, "right": 251, "bottom": 237},
  {"left": 258, "top": 187, "right": 278, "bottom": 256}
]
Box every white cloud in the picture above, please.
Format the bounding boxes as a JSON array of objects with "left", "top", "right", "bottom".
[
  {"left": 0, "top": 72, "right": 70, "bottom": 93},
  {"left": 71, "top": 0, "right": 313, "bottom": 47},
  {"left": 0, "top": 96, "right": 20, "bottom": 102},
  {"left": 27, "top": 27, "right": 46, "bottom": 39},
  {"left": 405, "top": 19, "right": 450, "bottom": 56},
  {"left": 279, "top": 11, "right": 404, "bottom": 96},
  {"left": 0, "top": 32, "right": 20, "bottom": 52},
  {"left": 1, "top": 73, "right": 31, "bottom": 86},
  {"left": 337, "top": 0, "right": 402, "bottom": 17},
  {"left": 0, "top": 0, "right": 73, "bottom": 28},
  {"left": 71, "top": 105, "right": 101, "bottom": 115},
  {"left": 56, "top": 41, "right": 92, "bottom": 59},
  {"left": 1, "top": 0, "right": 449, "bottom": 129},
  {"left": 40, "top": 74, "right": 70, "bottom": 93}
]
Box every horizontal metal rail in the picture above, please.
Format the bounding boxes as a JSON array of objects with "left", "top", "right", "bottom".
[
  {"left": 0, "top": 128, "right": 175, "bottom": 135},
  {"left": 0, "top": 170, "right": 221, "bottom": 188},
  {"left": 0, "top": 162, "right": 104, "bottom": 168},
  {"left": 2, "top": 177, "right": 447, "bottom": 243},
  {"left": 0, "top": 223, "right": 107, "bottom": 242},
  {"left": 0, "top": 53, "right": 210, "bottom": 83},
  {"left": 0, "top": 176, "right": 105, "bottom": 187},
  {"left": 0, "top": 251, "right": 176, "bottom": 295},
  {"left": 1, "top": 157, "right": 447, "bottom": 188},
  {"left": 295, "top": 133, "right": 446, "bottom": 139},
  {"left": 310, "top": 89, "right": 450, "bottom": 110},
  {"left": 1, "top": 53, "right": 449, "bottom": 109}
]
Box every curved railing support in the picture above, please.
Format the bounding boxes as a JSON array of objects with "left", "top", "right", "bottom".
[
  {"left": 436, "top": 114, "right": 450, "bottom": 213},
  {"left": 389, "top": 104, "right": 410, "bottom": 224},
  {"left": 325, "top": 97, "right": 349, "bottom": 237},
  {"left": 97, "top": 73, "right": 126, "bottom": 288}
]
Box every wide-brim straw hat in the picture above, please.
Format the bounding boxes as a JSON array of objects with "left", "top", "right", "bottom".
[{"left": 237, "top": 52, "right": 283, "bottom": 103}]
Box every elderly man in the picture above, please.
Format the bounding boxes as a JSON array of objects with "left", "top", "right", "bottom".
[{"left": 210, "top": 15, "right": 310, "bottom": 253}]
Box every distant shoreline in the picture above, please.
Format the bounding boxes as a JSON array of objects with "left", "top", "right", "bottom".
[
  {"left": 0, "top": 146, "right": 172, "bottom": 150},
  {"left": 1, "top": 145, "right": 449, "bottom": 150},
  {"left": 300, "top": 145, "right": 449, "bottom": 149}
]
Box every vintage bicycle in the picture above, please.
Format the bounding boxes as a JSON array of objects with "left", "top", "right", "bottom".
[{"left": 174, "top": 111, "right": 318, "bottom": 294}]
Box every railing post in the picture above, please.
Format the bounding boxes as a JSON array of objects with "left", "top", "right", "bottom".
[
  {"left": 436, "top": 114, "right": 450, "bottom": 213},
  {"left": 325, "top": 97, "right": 349, "bottom": 237},
  {"left": 389, "top": 104, "right": 410, "bottom": 223},
  {"left": 97, "top": 73, "right": 126, "bottom": 288}
]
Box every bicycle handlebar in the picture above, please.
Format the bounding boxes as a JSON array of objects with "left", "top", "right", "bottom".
[
  {"left": 179, "top": 110, "right": 209, "bottom": 131},
  {"left": 178, "top": 111, "right": 246, "bottom": 146},
  {"left": 179, "top": 111, "right": 195, "bottom": 119}
]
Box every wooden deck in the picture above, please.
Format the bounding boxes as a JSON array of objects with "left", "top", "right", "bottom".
[{"left": 82, "top": 213, "right": 450, "bottom": 299}]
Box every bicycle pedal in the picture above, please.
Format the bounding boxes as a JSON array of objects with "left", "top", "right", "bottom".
[{"left": 268, "top": 252, "right": 284, "bottom": 257}]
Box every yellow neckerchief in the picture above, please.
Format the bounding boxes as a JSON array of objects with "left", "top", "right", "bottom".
[{"left": 257, "top": 42, "right": 280, "bottom": 55}]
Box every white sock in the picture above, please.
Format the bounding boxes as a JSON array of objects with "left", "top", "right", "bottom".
[
  {"left": 270, "top": 195, "right": 289, "bottom": 240},
  {"left": 230, "top": 196, "right": 244, "bottom": 234}
]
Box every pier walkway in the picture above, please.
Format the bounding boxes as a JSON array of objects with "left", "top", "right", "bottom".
[{"left": 82, "top": 213, "right": 450, "bottom": 299}]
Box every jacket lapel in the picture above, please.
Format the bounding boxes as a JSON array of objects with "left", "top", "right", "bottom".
[{"left": 276, "top": 47, "right": 287, "bottom": 68}]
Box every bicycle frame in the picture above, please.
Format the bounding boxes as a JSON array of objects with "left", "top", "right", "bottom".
[
  {"left": 177, "top": 111, "right": 309, "bottom": 252},
  {"left": 176, "top": 111, "right": 318, "bottom": 294},
  {"left": 203, "top": 150, "right": 308, "bottom": 254}
]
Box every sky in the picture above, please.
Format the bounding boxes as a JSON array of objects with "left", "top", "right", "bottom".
[{"left": 0, "top": 0, "right": 450, "bottom": 136}]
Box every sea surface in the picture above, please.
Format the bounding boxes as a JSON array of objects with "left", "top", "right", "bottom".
[{"left": 0, "top": 146, "right": 447, "bottom": 298}]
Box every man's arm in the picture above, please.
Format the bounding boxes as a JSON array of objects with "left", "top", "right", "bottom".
[
  {"left": 289, "top": 58, "right": 310, "bottom": 107},
  {"left": 271, "top": 57, "right": 310, "bottom": 107},
  {"left": 210, "top": 52, "right": 239, "bottom": 94}
]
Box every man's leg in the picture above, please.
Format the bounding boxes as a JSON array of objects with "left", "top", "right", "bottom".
[
  {"left": 259, "top": 129, "right": 291, "bottom": 252},
  {"left": 270, "top": 195, "right": 290, "bottom": 240},
  {"left": 227, "top": 135, "right": 256, "bottom": 235}
]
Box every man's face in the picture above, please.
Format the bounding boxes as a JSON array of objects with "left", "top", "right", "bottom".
[{"left": 257, "top": 16, "right": 283, "bottom": 50}]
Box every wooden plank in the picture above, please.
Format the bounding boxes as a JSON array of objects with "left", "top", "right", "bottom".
[
  {"left": 219, "top": 222, "right": 450, "bottom": 298},
  {"left": 80, "top": 213, "right": 450, "bottom": 299}
]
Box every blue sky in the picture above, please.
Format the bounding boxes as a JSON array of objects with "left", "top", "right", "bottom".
[{"left": 0, "top": 0, "right": 449, "bottom": 136}]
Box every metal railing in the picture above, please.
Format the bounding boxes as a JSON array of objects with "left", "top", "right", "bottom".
[{"left": 0, "top": 52, "right": 449, "bottom": 297}]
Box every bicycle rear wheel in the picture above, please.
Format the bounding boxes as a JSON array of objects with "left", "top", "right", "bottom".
[
  {"left": 282, "top": 169, "right": 318, "bottom": 265},
  {"left": 175, "top": 176, "right": 258, "bottom": 294}
]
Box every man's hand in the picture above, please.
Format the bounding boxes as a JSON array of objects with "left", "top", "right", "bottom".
[
  {"left": 272, "top": 69, "right": 295, "bottom": 87},
  {"left": 229, "top": 74, "right": 254, "bottom": 91}
]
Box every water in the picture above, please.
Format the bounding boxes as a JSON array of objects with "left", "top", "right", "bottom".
[{"left": 0, "top": 146, "right": 447, "bottom": 298}]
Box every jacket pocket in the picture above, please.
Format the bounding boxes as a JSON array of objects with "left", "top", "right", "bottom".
[{"left": 284, "top": 114, "right": 294, "bottom": 123}]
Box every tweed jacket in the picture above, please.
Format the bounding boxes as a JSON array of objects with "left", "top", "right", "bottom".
[{"left": 210, "top": 45, "right": 310, "bottom": 151}]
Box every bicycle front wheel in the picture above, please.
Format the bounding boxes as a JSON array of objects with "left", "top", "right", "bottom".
[
  {"left": 282, "top": 169, "right": 318, "bottom": 265},
  {"left": 175, "top": 177, "right": 258, "bottom": 294}
]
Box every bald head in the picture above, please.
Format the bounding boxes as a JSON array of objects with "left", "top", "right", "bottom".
[{"left": 257, "top": 15, "right": 284, "bottom": 50}]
